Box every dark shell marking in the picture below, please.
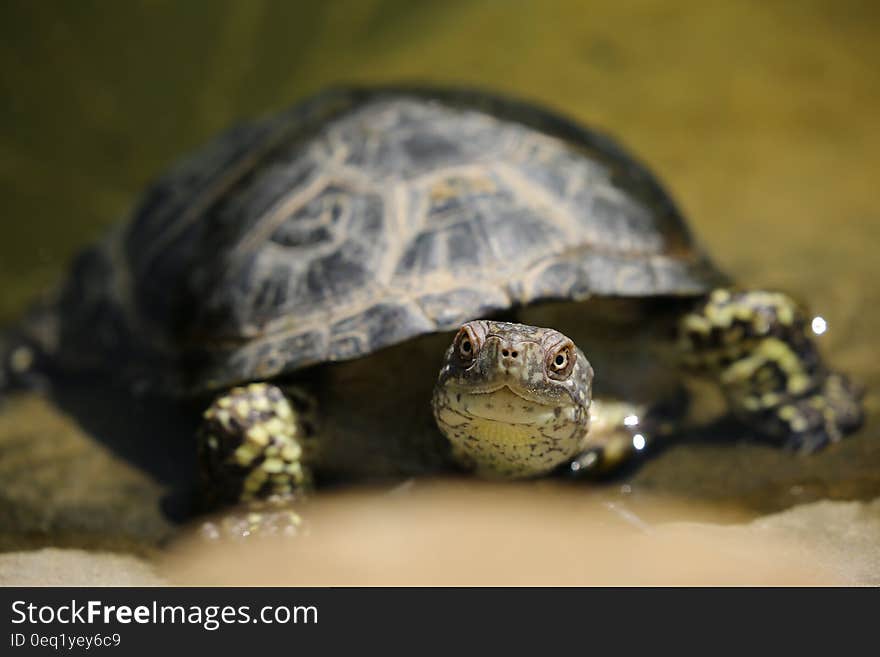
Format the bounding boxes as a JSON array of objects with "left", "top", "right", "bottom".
[{"left": 62, "top": 87, "right": 726, "bottom": 392}]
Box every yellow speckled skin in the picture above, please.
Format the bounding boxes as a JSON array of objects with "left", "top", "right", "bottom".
[
  {"left": 679, "top": 289, "right": 863, "bottom": 451},
  {"left": 432, "top": 320, "right": 592, "bottom": 478},
  {"left": 198, "top": 383, "right": 319, "bottom": 506}
]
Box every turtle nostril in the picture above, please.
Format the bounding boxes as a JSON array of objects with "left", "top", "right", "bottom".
[
  {"left": 511, "top": 351, "right": 518, "bottom": 358},
  {"left": 502, "top": 349, "right": 509, "bottom": 357}
]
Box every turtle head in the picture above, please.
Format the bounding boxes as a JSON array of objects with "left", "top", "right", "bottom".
[{"left": 432, "top": 320, "right": 593, "bottom": 478}]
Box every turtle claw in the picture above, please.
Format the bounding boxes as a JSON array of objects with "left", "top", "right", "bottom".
[
  {"left": 568, "top": 447, "right": 605, "bottom": 476},
  {"left": 199, "top": 496, "right": 308, "bottom": 541},
  {"left": 778, "top": 373, "right": 864, "bottom": 454}
]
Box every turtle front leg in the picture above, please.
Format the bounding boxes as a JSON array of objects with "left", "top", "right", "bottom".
[
  {"left": 197, "top": 382, "right": 320, "bottom": 537},
  {"left": 568, "top": 391, "right": 686, "bottom": 476},
  {"left": 678, "top": 289, "right": 864, "bottom": 452}
]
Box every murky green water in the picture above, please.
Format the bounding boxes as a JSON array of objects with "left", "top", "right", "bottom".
[{"left": 0, "top": 1, "right": 878, "bottom": 571}]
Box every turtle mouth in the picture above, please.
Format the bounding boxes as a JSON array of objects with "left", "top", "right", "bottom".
[
  {"left": 452, "top": 383, "right": 558, "bottom": 408},
  {"left": 445, "top": 385, "right": 567, "bottom": 426}
]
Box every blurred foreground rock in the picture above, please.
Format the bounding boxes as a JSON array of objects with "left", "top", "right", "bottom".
[
  {"left": 1, "top": 479, "right": 876, "bottom": 585},
  {"left": 163, "top": 482, "right": 880, "bottom": 586}
]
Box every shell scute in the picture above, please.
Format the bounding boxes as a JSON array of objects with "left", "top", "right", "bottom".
[{"left": 64, "top": 87, "right": 726, "bottom": 391}]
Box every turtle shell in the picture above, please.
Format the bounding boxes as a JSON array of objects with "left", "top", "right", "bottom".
[{"left": 62, "top": 87, "right": 727, "bottom": 392}]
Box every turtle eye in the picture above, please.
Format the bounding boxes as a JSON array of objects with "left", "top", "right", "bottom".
[
  {"left": 547, "top": 342, "right": 575, "bottom": 380},
  {"left": 454, "top": 325, "right": 480, "bottom": 365}
]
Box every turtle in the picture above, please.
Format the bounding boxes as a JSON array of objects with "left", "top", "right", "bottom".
[{"left": 1, "top": 86, "right": 863, "bottom": 532}]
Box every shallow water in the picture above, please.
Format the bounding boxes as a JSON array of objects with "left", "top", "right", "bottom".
[{"left": 0, "top": 1, "right": 878, "bottom": 579}]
